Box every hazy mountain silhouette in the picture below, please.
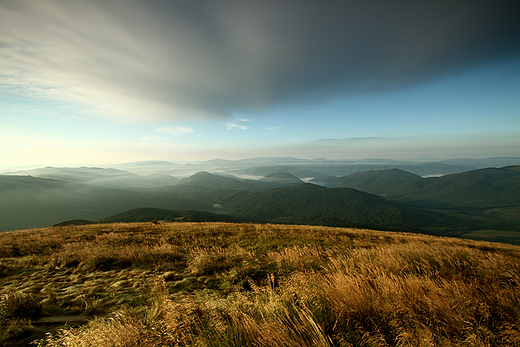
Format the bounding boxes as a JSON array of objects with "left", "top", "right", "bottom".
[
  {"left": 440, "top": 157, "right": 520, "bottom": 169},
  {"left": 238, "top": 161, "right": 470, "bottom": 178},
  {"left": 312, "top": 168, "right": 421, "bottom": 190},
  {"left": 258, "top": 172, "right": 304, "bottom": 185},
  {"left": 177, "top": 171, "right": 287, "bottom": 191},
  {"left": 5, "top": 167, "right": 178, "bottom": 189},
  {"left": 0, "top": 175, "right": 208, "bottom": 231}
]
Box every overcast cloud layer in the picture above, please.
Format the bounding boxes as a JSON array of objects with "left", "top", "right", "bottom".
[{"left": 1, "top": 0, "right": 519, "bottom": 122}]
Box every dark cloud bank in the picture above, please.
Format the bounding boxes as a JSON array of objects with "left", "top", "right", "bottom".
[{"left": 2, "top": 0, "right": 519, "bottom": 119}]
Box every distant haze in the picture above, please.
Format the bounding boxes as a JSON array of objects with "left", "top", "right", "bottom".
[{"left": 1, "top": 1, "right": 519, "bottom": 170}]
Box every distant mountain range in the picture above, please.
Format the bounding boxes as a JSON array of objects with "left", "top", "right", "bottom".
[
  {"left": 1, "top": 157, "right": 519, "bottom": 243},
  {"left": 7, "top": 156, "right": 519, "bottom": 178}
]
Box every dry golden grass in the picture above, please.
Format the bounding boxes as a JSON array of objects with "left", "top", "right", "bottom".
[{"left": 1, "top": 222, "right": 519, "bottom": 346}]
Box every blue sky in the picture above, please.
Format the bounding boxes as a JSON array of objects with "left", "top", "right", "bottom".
[{"left": 1, "top": 1, "right": 519, "bottom": 170}]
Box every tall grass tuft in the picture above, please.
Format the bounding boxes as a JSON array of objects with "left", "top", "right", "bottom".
[{"left": 0, "top": 291, "right": 41, "bottom": 320}]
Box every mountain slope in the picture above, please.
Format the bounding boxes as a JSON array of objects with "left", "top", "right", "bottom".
[
  {"left": 239, "top": 162, "right": 470, "bottom": 178},
  {"left": 391, "top": 167, "right": 520, "bottom": 208},
  {"left": 176, "top": 171, "right": 287, "bottom": 191},
  {"left": 0, "top": 175, "right": 143, "bottom": 231},
  {"left": 313, "top": 168, "right": 422, "bottom": 191},
  {"left": 226, "top": 184, "right": 456, "bottom": 231},
  {"left": 315, "top": 166, "right": 520, "bottom": 209},
  {"left": 0, "top": 175, "right": 212, "bottom": 231},
  {"left": 258, "top": 172, "right": 304, "bottom": 185}
]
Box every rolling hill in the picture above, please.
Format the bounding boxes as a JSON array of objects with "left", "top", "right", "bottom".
[
  {"left": 176, "top": 171, "right": 281, "bottom": 191},
  {"left": 258, "top": 172, "right": 304, "bottom": 185},
  {"left": 309, "top": 166, "right": 520, "bottom": 236},
  {"left": 237, "top": 161, "right": 471, "bottom": 178},
  {"left": 0, "top": 175, "right": 211, "bottom": 231},
  {"left": 220, "top": 183, "right": 457, "bottom": 232},
  {"left": 314, "top": 166, "right": 520, "bottom": 209},
  {"left": 82, "top": 185, "right": 456, "bottom": 233},
  {"left": 312, "top": 168, "right": 422, "bottom": 192}
]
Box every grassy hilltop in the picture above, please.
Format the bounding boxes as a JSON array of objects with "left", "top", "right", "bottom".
[{"left": 1, "top": 222, "right": 520, "bottom": 346}]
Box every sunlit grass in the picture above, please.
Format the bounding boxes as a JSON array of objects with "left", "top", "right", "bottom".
[{"left": 1, "top": 222, "right": 519, "bottom": 346}]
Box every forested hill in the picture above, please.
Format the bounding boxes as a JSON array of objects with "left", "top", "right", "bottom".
[
  {"left": 224, "top": 183, "right": 456, "bottom": 231},
  {"left": 314, "top": 166, "right": 520, "bottom": 209},
  {"left": 176, "top": 171, "right": 295, "bottom": 191}
]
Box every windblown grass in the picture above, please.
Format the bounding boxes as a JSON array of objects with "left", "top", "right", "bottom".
[{"left": 1, "top": 222, "right": 519, "bottom": 346}]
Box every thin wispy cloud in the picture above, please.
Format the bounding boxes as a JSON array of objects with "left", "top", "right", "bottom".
[
  {"left": 226, "top": 122, "right": 249, "bottom": 131},
  {"left": 155, "top": 127, "right": 194, "bottom": 136}
]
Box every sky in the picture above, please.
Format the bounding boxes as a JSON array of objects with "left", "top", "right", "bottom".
[{"left": 1, "top": 0, "right": 519, "bottom": 170}]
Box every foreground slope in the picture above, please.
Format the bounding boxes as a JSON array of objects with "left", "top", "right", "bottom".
[{"left": 1, "top": 222, "right": 520, "bottom": 346}]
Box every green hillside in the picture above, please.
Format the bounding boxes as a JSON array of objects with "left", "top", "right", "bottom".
[
  {"left": 397, "top": 167, "right": 520, "bottom": 208},
  {"left": 317, "top": 166, "right": 520, "bottom": 209},
  {"left": 308, "top": 166, "right": 520, "bottom": 236},
  {"left": 0, "top": 176, "right": 212, "bottom": 231},
  {"left": 314, "top": 168, "right": 422, "bottom": 192},
  {"left": 258, "top": 172, "right": 304, "bottom": 184},
  {"left": 226, "top": 184, "right": 456, "bottom": 232},
  {"left": 176, "top": 171, "right": 281, "bottom": 191}
]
